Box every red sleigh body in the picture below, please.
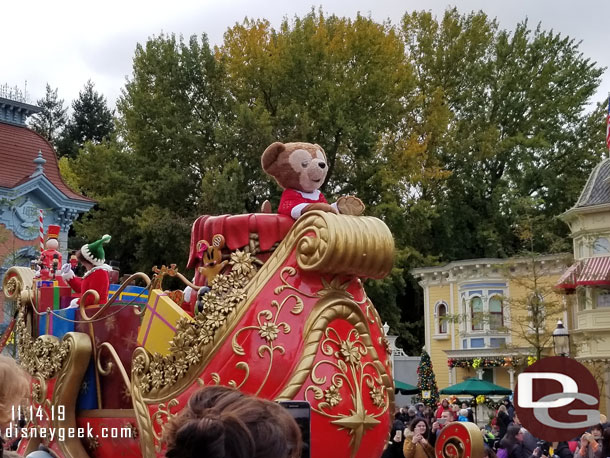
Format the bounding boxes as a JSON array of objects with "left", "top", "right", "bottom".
[{"left": 3, "top": 211, "right": 395, "bottom": 458}]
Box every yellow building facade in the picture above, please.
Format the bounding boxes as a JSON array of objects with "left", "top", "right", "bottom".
[
  {"left": 412, "top": 158, "right": 610, "bottom": 417},
  {"left": 412, "top": 254, "right": 569, "bottom": 391},
  {"left": 558, "top": 158, "right": 610, "bottom": 417}
]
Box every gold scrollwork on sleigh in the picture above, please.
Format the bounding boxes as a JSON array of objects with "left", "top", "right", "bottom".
[
  {"left": 277, "top": 294, "right": 394, "bottom": 458},
  {"left": 130, "top": 212, "right": 394, "bottom": 456}
]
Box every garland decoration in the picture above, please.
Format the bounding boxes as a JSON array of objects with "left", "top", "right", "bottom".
[
  {"left": 447, "top": 356, "right": 532, "bottom": 369},
  {"left": 135, "top": 250, "right": 258, "bottom": 393}
]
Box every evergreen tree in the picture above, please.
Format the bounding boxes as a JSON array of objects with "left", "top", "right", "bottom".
[
  {"left": 413, "top": 350, "right": 439, "bottom": 408},
  {"left": 57, "top": 80, "right": 114, "bottom": 158},
  {"left": 29, "top": 84, "right": 67, "bottom": 146}
]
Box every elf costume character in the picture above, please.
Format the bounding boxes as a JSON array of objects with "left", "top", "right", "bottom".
[{"left": 60, "top": 234, "right": 112, "bottom": 308}]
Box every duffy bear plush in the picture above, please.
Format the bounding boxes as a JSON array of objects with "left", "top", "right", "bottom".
[{"left": 261, "top": 141, "right": 365, "bottom": 219}]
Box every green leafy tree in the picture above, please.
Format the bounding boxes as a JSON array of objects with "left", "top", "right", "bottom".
[
  {"left": 219, "top": 11, "right": 428, "bottom": 352},
  {"left": 57, "top": 80, "right": 114, "bottom": 158},
  {"left": 29, "top": 84, "right": 67, "bottom": 146},
  {"left": 412, "top": 350, "right": 439, "bottom": 408},
  {"left": 400, "top": 10, "right": 605, "bottom": 261},
  {"left": 69, "top": 34, "right": 230, "bottom": 272},
  {"left": 63, "top": 9, "right": 607, "bottom": 356}
]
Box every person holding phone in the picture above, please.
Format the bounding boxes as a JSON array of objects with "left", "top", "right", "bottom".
[
  {"left": 403, "top": 418, "right": 434, "bottom": 458},
  {"left": 574, "top": 433, "right": 602, "bottom": 458},
  {"left": 430, "top": 410, "right": 452, "bottom": 445}
]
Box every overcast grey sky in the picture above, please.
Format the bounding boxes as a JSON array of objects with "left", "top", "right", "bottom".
[{"left": 3, "top": 0, "right": 610, "bottom": 110}]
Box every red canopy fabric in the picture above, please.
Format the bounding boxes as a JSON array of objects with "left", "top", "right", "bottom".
[
  {"left": 187, "top": 214, "right": 294, "bottom": 269},
  {"left": 555, "top": 262, "right": 581, "bottom": 291},
  {"left": 576, "top": 256, "right": 610, "bottom": 287}
]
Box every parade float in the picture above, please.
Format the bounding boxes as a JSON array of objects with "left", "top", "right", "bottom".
[
  {"left": 2, "top": 209, "right": 398, "bottom": 458},
  {"left": 2, "top": 139, "right": 484, "bottom": 458}
]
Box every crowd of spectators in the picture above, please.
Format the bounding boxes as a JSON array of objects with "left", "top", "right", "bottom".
[{"left": 383, "top": 397, "right": 610, "bottom": 458}]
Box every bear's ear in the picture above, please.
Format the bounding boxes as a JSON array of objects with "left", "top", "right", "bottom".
[{"left": 261, "top": 142, "right": 286, "bottom": 173}]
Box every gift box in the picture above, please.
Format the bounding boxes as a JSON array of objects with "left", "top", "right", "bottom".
[
  {"left": 137, "top": 289, "right": 193, "bottom": 356},
  {"left": 38, "top": 308, "right": 77, "bottom": 338},
  {"left": 75, "top": 302, "right": 141, "bottom": 409},
  {"left": 108, "top": 284, "right": 149, "bottom": 305},
  {"left": 60, "top": 296, "right": 73, "bottom": 309},
  {"left": 76, "top": 360, "right": 98, "bottom": 410},
  {"left": 37, "top": 285, "right": 73, "bottom": 311}
]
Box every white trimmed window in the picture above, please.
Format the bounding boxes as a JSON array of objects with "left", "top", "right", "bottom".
[
  {"left": 435, "top": 302, "right": 448, "bottom": 334},
  {"left": 471, "top": 296, "right": 483, "bottom": 331},
  {"left": 489, "top": 296, "right": 504, "bottom": 330}
]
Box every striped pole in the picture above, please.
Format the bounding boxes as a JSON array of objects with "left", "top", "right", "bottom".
[{"left": 39, "top": 209, "right": 44, "bottom": 252}]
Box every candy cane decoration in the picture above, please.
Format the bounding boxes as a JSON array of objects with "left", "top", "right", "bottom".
[{"left": 39, "top": 209, "right": 44, "bottom": 251}]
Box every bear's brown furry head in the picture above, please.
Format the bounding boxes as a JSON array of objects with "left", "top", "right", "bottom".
[{"left": 261, "top": 142, "right": 328, "bottom": 193}]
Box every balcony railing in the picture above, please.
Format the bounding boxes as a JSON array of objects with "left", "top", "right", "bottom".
[{"left": 575, "top": 308, "right": 610, "bottom": 331}]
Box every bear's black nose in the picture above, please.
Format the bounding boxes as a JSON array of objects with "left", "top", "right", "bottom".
[{"left": 318, "top": 162, "right": 326, "bottom": 169}]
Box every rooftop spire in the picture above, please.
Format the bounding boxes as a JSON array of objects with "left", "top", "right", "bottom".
[{"left": 31, "top": 150, "right": 46, "bottom": 177}]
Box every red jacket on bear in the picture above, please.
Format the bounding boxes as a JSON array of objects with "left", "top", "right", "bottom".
[{"left": 278, "top": 189, "right": 333, "bottom": 219}]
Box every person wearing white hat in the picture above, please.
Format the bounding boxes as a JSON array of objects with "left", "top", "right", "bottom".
[{"left": 59, "top": 234, "right": 113, "bottom": 308}]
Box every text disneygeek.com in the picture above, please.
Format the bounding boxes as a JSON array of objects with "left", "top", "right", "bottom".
[{"left": 2, "top": 424, "right": 133, "bottom": 442}]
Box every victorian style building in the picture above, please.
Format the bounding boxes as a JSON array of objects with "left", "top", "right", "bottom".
[
  {"left": 413, "top": 158, "right": 610, "bottom": 417},
  {"left": 0, "top": 92, "right": 94, "bottom": 324},
  {"left": 412, "top": 254, "right": 569, "bottom": 387}
]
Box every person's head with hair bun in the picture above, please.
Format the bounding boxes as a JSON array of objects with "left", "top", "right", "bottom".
[{"left": 163, "top": 386, "right": 302, "bottom": 458}]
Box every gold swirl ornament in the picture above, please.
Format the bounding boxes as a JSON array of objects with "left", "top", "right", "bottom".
[
  {"left": 435, "top": 422, "right": 484, "bottom": 458},
  {"left": 2, "top": 266, "right": 35, "bottom": 305},
  {"left": 295, "top": 211, "right": 394, "bottom": 278}
]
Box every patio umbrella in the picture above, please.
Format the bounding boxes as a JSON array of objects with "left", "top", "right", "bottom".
[
  {"left": 439, "top": 378, "right": 511, "bottom": 424},
  {"left": 394, "top": 380, "right": 419, "bottom": 395},
  {"left": 439, "top": 378, "right": 511, "bottom": 396}
]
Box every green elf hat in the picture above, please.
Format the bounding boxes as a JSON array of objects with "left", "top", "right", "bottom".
[{"left": 81, "top": 234, "right": 111, "bottom": 266}]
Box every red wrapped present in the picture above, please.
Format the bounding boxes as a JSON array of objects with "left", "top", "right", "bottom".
[
  {"left": 75, "top": 302, "right": 141, "bottom": 409},
  {"left": 36, "top": 285, "right": 72, "bottom": 312}
]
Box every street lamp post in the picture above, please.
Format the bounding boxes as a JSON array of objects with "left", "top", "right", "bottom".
[{"left": 552, "top": 320, "right": 570, "bottom": 357}]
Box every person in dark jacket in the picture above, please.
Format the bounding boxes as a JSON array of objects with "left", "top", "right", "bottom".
[
  {"left": 498, "top": 425, "right": 527, "bottom": 458},
  {"left": 599, "top": 427, "right": 610, "bottom": 458},
  {"left": 382, "top": 411, "right": 408, "bottom": 458},
  {"left": 497, "top": 405, "right": 511, "bottom": 441},
  {"left": 503, "top": 398, "right": 515, "bottom": 421},
  {"left": 520, "top": 428, "right": 537, "bottom": 457}
]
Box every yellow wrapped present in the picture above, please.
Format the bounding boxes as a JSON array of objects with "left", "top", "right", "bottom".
[{"left": 137, "top": 289, "right": 193, "bottom": 356}]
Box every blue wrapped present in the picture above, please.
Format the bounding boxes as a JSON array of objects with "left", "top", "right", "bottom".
[
  {"left": 38, "top": 308, "right": 76, "bottom": 337},
  {"left": 108, "top": 284, "right": 149, "bottom": 305}
]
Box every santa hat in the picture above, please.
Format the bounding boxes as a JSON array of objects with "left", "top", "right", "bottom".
[
  {"left": 47, "top": 225, "right": 60, "bottom": 240},
  {"left": 81, "top": 234, "right": 111, "bottom": 266}
]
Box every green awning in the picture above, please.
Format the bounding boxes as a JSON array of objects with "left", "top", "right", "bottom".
[
  {"left": 439, "top": 377, "right": 511, "bottom": 396},
  {"left": 395, "top": 380, "right": 419, "bottom": 395}
]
